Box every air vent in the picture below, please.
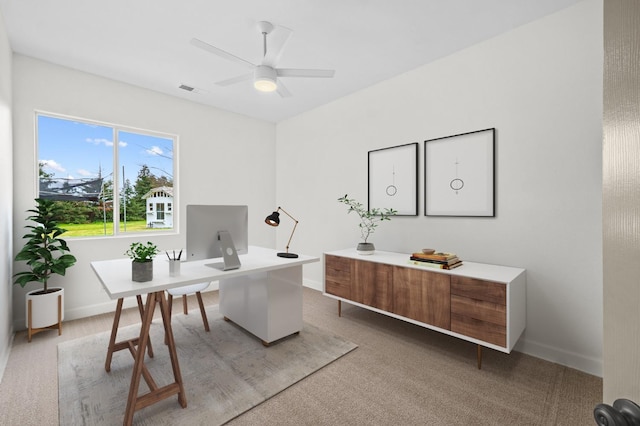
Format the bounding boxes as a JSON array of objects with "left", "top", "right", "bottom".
[{"left": 178, "top": 84, "right": 195, "bottom": 92}]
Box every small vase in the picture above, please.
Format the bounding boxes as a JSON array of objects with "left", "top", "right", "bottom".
[
  {"left": 132, "top": 260, "right": 153, "bottom": 282},
  {"left": 357, "top": 242, "right": 375, "bottom": 255}
]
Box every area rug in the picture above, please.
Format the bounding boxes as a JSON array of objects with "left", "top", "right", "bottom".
[{"left": 58, "top": 305, "right": 357, "bottom": 425}]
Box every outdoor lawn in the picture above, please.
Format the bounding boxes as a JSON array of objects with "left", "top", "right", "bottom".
[{"left": 60, "top": 220, "right": 161, "bottom": 237}]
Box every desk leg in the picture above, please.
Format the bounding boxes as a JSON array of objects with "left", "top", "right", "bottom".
[
  {"left": 124, "top": 293, "right": 155, "bottom": 425},
  {"left": 105, "top": 298, "right": 124, "bottom": 372},
  {"left": 123, "top": 292, "right": 186, "bottom": 426},
  {"left": 158, "top": 291, "right": 187, "bottom": 408},
  {"left": 105, "top": 297, "right": 154, "bottom": 373},
  {"left": 136, "top": 295, "right": 154, "bottom": 358}
]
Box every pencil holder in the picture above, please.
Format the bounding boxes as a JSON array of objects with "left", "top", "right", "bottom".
[{"left": 169, "top": 259, "right": 181, "bottom": 277}]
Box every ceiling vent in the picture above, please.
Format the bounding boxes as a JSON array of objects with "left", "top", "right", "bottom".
[{"left": 178, "top": 84, "right": 195, "bottom": 92}]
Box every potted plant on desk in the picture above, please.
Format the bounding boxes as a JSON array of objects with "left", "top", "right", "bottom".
[
  {"left": 338, "top": 194, "right": 396, "bottom": 255},
  {"left": 125, "top": 241, "right": 159, "bottom": 282},
  {"left": 13, "top": 198, "right": 77, "bottom": 341}
]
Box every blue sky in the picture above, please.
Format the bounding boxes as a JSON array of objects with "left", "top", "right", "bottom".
[{"left": 37, "top": 114, "right": 174, "bottom": 185}]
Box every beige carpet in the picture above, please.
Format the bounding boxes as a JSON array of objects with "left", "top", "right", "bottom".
[
  {"left": 57, "top": 304, "right": 357, "bottom": 425},
  {"left": 1, "top": 288, "right": 601, "bottom": 425}
]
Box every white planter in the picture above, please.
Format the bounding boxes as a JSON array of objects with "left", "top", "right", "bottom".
[{"left": 25, "top": 287, "right": 64, "bottom": 329}]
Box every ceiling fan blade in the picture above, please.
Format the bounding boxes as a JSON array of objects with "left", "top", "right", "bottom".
[
  {"left": 262, "top": 25, "right": 293, "bottom": 67},
  {"left": 215, "top": 73, "right": 253, "bottom": 86},
  {"left": 190, "top": 38, "right": 256, "bottom": 69},
  {"left": 277, "top": 68, "right": 335, "bottom": 78},
  {"left": 276, "top": 80, "right": 292, "bottom": 98}
]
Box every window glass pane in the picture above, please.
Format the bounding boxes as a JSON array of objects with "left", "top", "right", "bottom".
[
  {"left": 38, "top": 114, "right": 115, "bottom": 237},
  {"left": 118, "top": 131, "right": 174, "bottom": 233}
]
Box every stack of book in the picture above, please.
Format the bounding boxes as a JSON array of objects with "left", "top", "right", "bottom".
[{"left": 409, "top": 252, "right": 462, "bottom": 270}]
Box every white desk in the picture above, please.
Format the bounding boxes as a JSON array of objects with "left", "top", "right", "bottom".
[{"left": 90, "top": 246, "right": 318, "bottom": 425}]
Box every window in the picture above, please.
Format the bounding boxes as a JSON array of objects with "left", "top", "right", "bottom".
[{"left": 37, "top": 112, "right": 176, "bottom": 238}]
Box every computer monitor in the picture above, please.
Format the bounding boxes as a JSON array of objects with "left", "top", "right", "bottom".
[{"left": 186, "top": 205, "right": 248, "bottom": 263}]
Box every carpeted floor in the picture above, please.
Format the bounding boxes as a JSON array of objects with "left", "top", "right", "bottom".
[
  {"left": 1, "top": 288, "right": 602, "bottom": 425},
  {"left": 57, "top": 305, "right": 357, "bottom": 425}
]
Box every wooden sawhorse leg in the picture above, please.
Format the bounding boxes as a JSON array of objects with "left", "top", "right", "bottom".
[
  {"left": 105, "top": 295, "right": 154, "bottom": 372},
  {"left": 123, "top": 291, "right": 187, "bottom": 425}
]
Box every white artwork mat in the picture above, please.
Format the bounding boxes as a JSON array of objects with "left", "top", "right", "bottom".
[
  {"left": 368, "top": 143, "right": 418, "bottom": 215},
  {"left": 425, "top": 129, "right": 494, "bottom": 216}
]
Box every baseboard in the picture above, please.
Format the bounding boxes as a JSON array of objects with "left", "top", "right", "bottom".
[
  {"left": 514, "top": 337, "right": 602, "bottom": 377},
  {"left": 12, "top": 283, "right": 221, "bottom": 331},
  {"left": 303, "top": 278, "right": 322, "bottom": 292}
]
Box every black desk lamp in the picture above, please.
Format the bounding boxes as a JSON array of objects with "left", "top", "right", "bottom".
[{"left": 265, "top": 207, "right": 299, "bottom": 258}]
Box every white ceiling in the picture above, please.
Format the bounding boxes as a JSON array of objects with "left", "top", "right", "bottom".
[{"left": 0, "top": 0, "right": 582, "bottom": 123}]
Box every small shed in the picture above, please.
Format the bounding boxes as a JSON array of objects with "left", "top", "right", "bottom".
[{"left": 142, "top": 186, "right": 174, "bottom": 228}]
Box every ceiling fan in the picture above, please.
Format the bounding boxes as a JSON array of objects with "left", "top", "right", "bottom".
[{"left": 190, "top": 21, "right": 335, "bottom": 97}]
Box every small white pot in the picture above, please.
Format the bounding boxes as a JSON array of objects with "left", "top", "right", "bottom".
[{"left": 25, "top": 287, "right": 64, "bottom": 329}]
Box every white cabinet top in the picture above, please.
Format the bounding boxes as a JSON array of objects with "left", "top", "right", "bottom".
[{"left": 325, "top": 248, "right": 525, "bottom": 284}]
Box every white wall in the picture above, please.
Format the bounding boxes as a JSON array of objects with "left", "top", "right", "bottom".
[
  {"left": 0, "top": 8, "right": 14, "bottom": 382},
  {"left": 276, "top": 0, "right": 603, "bottom": 375},
  {"left": 12, "top": 55, "right": 277, "bottom": 328}
]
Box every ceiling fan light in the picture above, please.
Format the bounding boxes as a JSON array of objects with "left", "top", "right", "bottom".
[
  {"left": 254, "top": 78, "right": 277, "bottom": 92},
  {"left": 254, "top": 65, "right": 278, "bottom": 92}
]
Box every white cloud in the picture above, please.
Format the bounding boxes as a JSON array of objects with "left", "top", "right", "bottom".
[
  {"left": 41, "top": 159, "right": 66, "bottom": 173},
  {"left": 147, "top": 146, "right": 163, "bottom": 156},
  {"left": 86, "top": 137, "right": 113, "bottom": 147},
  {"left": 77, "top": 169, "right": 93, "bottom": 177}
]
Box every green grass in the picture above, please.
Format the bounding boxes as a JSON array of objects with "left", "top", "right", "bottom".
[{"left": 60, "top": 220, "right": 163, "bottom": 237}]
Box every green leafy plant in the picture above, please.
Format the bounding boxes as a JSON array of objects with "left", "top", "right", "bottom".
[
  {"left": 125, "top": 241, "right": 159, "bottom": 263},
  {"left": 338, "top": 194, "right": 397, "bottom": 243},
  {"left": 13, "top": 198, "right": 77, "bottom": 293}
]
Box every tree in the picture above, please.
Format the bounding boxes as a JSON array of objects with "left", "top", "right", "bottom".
[
  {"left": 127, "top": 165, "right": 153, "bottom": 220},
  {"left": 38, "top": 162, "right": 54, "bottom": 179}
]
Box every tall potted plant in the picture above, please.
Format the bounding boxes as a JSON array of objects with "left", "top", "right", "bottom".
[
  {"left": 14, "top": 198, "right": 77, "bottom": 341},
  {"left": 125, "top": 241, "right": 159, "bottom": 282},
  {"left": 338, "top": 194, "right": 396, "bottom": 255}
]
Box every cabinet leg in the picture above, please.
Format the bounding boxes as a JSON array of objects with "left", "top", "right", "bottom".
[
  {"left": 477, "top": 345, "right": 482, "bottom": 370},
  {"left": 338, "top": 300, "right": 341, "bottom": 317}
]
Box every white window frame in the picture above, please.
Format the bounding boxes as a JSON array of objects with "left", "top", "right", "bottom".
[{"left": 35, "top": 110, "right": 179, "bottom": 238}]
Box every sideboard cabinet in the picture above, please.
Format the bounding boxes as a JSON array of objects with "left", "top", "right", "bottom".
[{"left": 323, "top": 249, "right": 526, "bottom": 368}]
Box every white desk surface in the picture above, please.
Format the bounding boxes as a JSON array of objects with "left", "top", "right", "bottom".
[{"left": 91, "top": 246, "right": 319, "bottom": 299}]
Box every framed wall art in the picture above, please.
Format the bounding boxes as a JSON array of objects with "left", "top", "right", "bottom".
[
  {"left": 424, "top": 128, "right": 495, "bottom": 217},
  {"left": 368, "top": 142, "right": 418, "bottom": 216}
]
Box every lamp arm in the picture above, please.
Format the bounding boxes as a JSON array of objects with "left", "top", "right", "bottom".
[{"left": 277, "top": 207, "right": 299, "bottom": 253}]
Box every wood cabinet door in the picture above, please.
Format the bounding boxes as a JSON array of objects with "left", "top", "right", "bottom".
[
  {"left": 451, "top": 276, "right": 506, "bottom": 347},
  {"left": 393, "top": 267, "right": 451, "bottom": 330},
  {"left": 324, "top": 255, "right": 353, "bottom": 299},
  {"left": 353, "top": 259, "right": 393, "bottom": 311}
]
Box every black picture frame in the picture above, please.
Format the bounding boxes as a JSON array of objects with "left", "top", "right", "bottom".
[
  {"left": 368, "top": 142, "right": 418, "bottom": 216},
  {"left": 424, "top": 128, "right": 495, "bottom": 217}
]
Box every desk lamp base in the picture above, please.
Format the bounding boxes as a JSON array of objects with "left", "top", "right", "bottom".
[{"left": 277, "top": 252, "right": 299, "bottom": 258}]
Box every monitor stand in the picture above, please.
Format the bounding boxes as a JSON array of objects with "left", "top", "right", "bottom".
[{"left": 205, "top": 230, "right": 241, "bottom": 271}]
